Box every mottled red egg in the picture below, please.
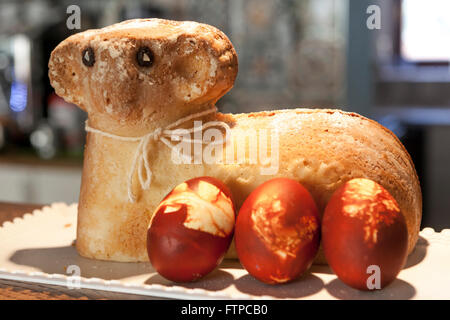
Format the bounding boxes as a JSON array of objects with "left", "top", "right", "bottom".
[
  {"left": 235, "top": 178, "right": 320, "bottom": 284},
  {"left": 147, "top": 176, "right": 235, "bottom": 282},
  {"left": 322, "top": 178, "right": 408, "bottom": 290}
]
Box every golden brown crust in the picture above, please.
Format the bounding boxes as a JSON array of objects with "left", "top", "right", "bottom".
[
  {"left": 49, "top": 18, "right": 238, "bottom": 137},
  {"left": 214, "top": 109, "right": 421, "bottom": 263},
  {"left": 49, "top": 19, "right": 421, "bottom": 264},
  {"left": 74, "top": 107, "right": 421, "bottom": 263}
]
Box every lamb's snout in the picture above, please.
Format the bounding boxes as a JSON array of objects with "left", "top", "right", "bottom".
[
  {"left": 49, "top": 19, "right": 238, "bottom": 137},
  {"left": 50, "top": 34, "right": 237, "bottom": 115}
]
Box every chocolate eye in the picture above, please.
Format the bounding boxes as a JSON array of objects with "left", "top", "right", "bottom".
[
  {"left": 82, "top": 47, "right": 95, "bottom": 67},
  {"left": 136, "top": 46, "right": 154, "bottom": 67}
]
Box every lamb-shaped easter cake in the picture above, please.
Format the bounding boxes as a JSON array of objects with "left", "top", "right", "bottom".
[{"left": 48, "top": 19, "right": 421, "bottom": 264}]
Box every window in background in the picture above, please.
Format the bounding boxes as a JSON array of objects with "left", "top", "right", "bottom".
[{"left": 401, "top": 0, "right": 450, "bottom": 63}]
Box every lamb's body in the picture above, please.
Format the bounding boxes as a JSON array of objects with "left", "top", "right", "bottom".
[
  {"left": 76, "top": 107, "right": 421, "bottom": 263},
  {"left": 49, "top": 19, "right": 421, "bottom": 264}
]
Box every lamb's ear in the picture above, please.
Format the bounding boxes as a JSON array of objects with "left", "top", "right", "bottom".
[
  {"left": 171, "top": 34, "right": 238, "bottom": 105},
  {"left": 48, "top": 36, "right": 88, "bottom": 111}
]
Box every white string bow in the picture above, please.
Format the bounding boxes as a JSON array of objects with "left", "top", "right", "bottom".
[{"left": 85, "top": 107, "right": 230, "bottom": 202}]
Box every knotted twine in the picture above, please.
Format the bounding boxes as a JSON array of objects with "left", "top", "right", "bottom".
[{"left": 85, "top": 107, "right": 230, "bottom": 202}]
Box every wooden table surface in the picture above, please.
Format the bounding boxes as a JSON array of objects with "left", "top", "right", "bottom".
[{"left": 0, "top": 202, "right": 162, "bottom": 300}]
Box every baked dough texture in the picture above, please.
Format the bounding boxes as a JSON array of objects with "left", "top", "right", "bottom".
[{"left": 48, "top": 18, "right": 422, "bottom": 264}]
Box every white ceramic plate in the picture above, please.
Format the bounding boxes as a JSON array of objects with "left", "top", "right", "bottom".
[{"left": 0, "top": 203, "right": 449, "bottom": 299}]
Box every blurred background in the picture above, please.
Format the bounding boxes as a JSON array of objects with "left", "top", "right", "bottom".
[{"left": 0, "top": 0, "right": 448, "bottom": 230}]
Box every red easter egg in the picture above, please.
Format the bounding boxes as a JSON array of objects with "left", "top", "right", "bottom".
[
  {"left": 235, "top": 178, "right": 320, "bottom": 284},
  {"left": 147, "top": 176, "right": 235, "bottom": 282},
  {"left": 322, "top": 178, "right": 408, "bottom": 290}
]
